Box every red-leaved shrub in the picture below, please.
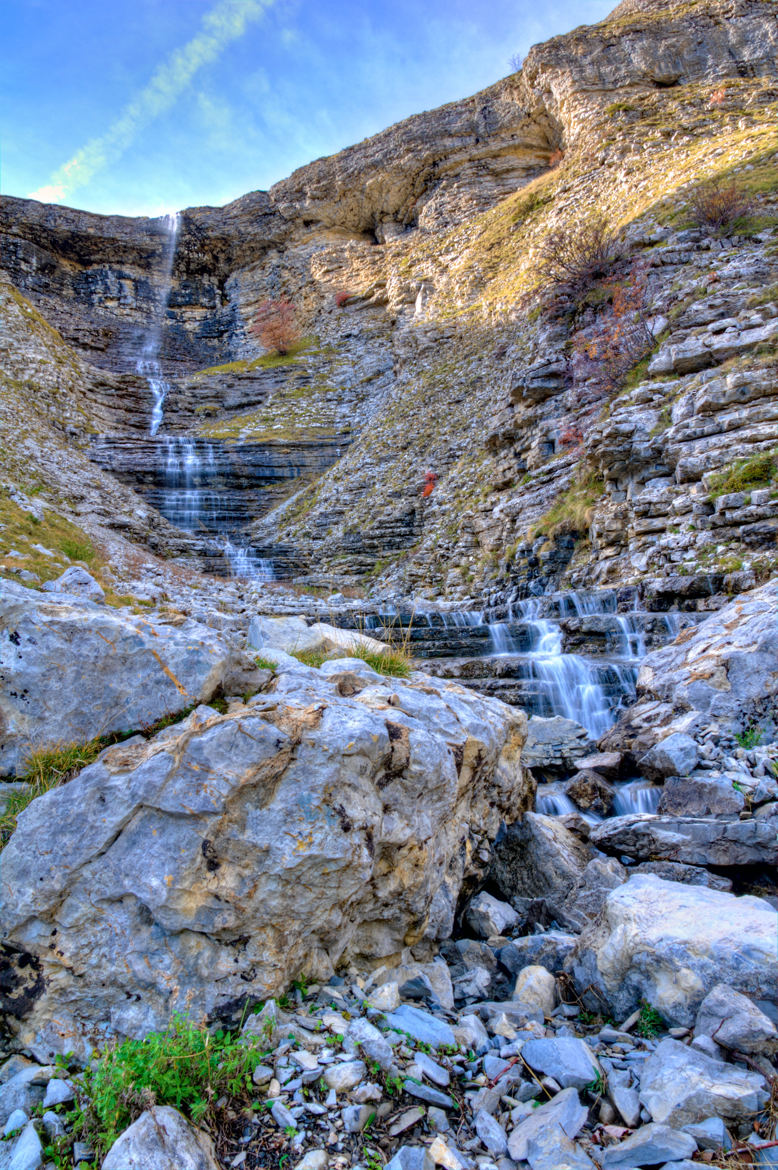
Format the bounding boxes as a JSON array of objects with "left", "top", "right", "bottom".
[{"left": 250, "top": 298, "right": 299, "bottom": 355}]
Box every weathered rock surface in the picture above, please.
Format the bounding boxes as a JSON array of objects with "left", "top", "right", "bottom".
[
  {"left": 639, "top": 1038, "right": 768, "bottom": 1128},
  {"left": 0, "top": 581, "right": 240, "bottom": 777},
  {"left": 605, "top": 582, "right": 778, "bottom": 757},
  {"left": 694, "top": 983, "right": 778, "bottom": 1056},
  {"left": 489, "top": 812, "right": 591, "bottom": 928},
  {"left": 589, "top": 813, "right": 777, "bottom": 868},
  {"left": 101, "top": 1106, "right": 219, "bottom": 1170},
  {"left": 569, "top": 874, "right": 778, "bottom": 1026},
  {"left": 0, "top": 661, "right": 529, "bottom": 1056}
]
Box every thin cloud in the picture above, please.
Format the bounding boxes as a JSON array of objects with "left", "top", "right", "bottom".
[{"left": 29, "top": 0, "right": 273, "bottom": 205}]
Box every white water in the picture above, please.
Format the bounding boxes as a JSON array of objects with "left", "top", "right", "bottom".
[{"left": 139, "top": 212, "right": 179, "bottom": 437}]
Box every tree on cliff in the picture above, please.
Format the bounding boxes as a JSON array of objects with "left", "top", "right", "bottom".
[{"left": 251, "top": 297, "right": 300, "bottom": 356}]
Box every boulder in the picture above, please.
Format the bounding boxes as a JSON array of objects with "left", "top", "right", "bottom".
[
  {"left": 101, "top": 1106, "right": 219, "bottom": 1170},
  {"left": 569, "top": 874, "right": 778, "bottom": 1026},
  {"left": 247, "top": 615, "right": 388, "bottom": 658},
  {"left": 527, "top": 1123, "right": 596, "bottom": 1170},
  {"left": 520, "top": 1037, "right": 600, "bottom": 1090},
  {"left": 656, "top": 775, "right": 744, "bottom": 817},
  {"left": 564, "top": 770, "right": 615, "bottom": 815},
  {"left": 507, "top": 1087, "right": 588, "bottom": 1161},
  {"left": 489, "top": 813, "right": 591, "bottom": 928},
  {"left": 632, "top": 860, "right": 732, "bottom": 891},
  {"left": 589, "top": 813, "right": 777, "bottom": 868},
  {"left": 464, "top": 892, "right": 519, "bottom": 939},
  {"left": 0, "top": 580, "right": 239, "bottom": 778},
  {"left": 575, "top": 752, "right": 624, "bottom": 781},
  {"left": 41, "top": 565, "right": 105, "bottom": 602},
  {"left": 638, "top": 733, "right": 698, "bottom": 781},
  {"left": 0, "top": 669, "right": 529, "bottom": 1058},
  {"left": 522, "top": 717, "right": 592, "bottom": 773},
  {"left": 600, "top": 1123, "right": 696, "bottom": 1168},
  {"left": 639, "top": 1038, "right": 768, "bottom": 1128},
  {"left": 694, "top": 983, "right": 778, "bottom": 1055},
  {"left": 512, "top": 965, "right": 557, "bottom": 1016}
]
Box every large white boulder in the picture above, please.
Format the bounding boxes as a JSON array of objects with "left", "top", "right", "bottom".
[
  {"left": 569, "top": 873, "right": 778, "bottom": 1026},
  {"left": 101, "top": 1106, "right": 219, "bottom": 1170},
  {"left": 0, "top": 664, "right": 529, "bottom": 1058},
  {"left": 0, "top": 581, "right": 241, "bottom": 777},
  {"left": 247, "top": 615, "right": 389, "bottom": 658}
]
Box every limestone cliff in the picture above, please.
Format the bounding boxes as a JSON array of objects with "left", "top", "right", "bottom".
[{"left": 1, "top": 0, "right": 777, "bottom": 600}]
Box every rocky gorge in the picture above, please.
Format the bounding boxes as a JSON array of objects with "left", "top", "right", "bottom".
[{"left": 1, "top": 0, "right": 778, "bottom": 1167}]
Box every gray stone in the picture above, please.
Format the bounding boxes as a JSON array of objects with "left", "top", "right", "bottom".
[
  {"left": 385, "top": 1145, "right": 435, "bottom": 1170},
  {"left": 639, "top": 1038, "right": 768, "bottom": 1127},
  {"left": 2, "top": 1110, "right": 28, "bottom": 1138},
  {"left": 1, "top": 1120, "right": 42, "bottom": 1170},
  {"left": 520, "top": 1037, "right": 600, "bottom": 1090},
  {"left": 0, "top": 1069, "right": 45, "bottom": 1129},
  {"left": 384, "top": 1006, "right": 457, "bottom": 1051},
  {"left": 608, "top": 1082, "right": 641, "bottom": 1128},
  {"left": 507, "top": 1087, "right": 589, "bottom": 1161},
  {"left": 632, "top": 861, "right": 732, "bottom": 891},
  {"left": 41, "top": 566, "right": 105, "bottom": 602},
  {"left": 683, "top": 1117, "right": 732, "bottom": 1151},
  {"left": 101, "top": 1106, "right": 219, "bottom": 1169},
  {"left": 0, "top": 671, "right": 528, "bottom": 1057},
  {"left": 42, "top": 1078, "right": 73, "bottom": 1108},
  {"left": 322, "top": 1060, "right": 366, "bottom": 1092},
  {"left": 270, "top": 1099, "right": 297, "bottom": 1130},
  {"left": 465, "top": 892, "right": 519, "bottom": 939},
  {"left": 600, "top": 1123, "right": 697, "bottom": 1167},
  {"left": 474, "top": 1110, "right": 508, "bottom": 1157},
  {"left": 527, "top": 1124, "right": 596, "bottom": 1170},
  {"left": 344, "top": 1018, "right": 395, "bottom": 1071},
  {"left": 403, "top": 1080, "right": 454, "bottom": 1108},
  {"left": 694, "top": 983, "right": 778, "bottom": 1055},
  {"left": 576, "top": 753, "right": 623, "bottom": 781},
  {"left": 656, "top": 775, "right": 744, "bottom": 817},
  {"left": 638, "top": 733, "right": 699, "bottom": 781},
  {"left": 452, "top": 1013, "right": 490, "bottom": 1056},
  {"left": 293, "top": 1153, "right": 328, "bottom": 1170},
  {"left": 569, "top": 875, "right": 778, "bottom": 1027},
  {"left": 0, "top": 580, "right": 240, "bottom": 778},
  {"left": 342, "top": 1104, "right": 374, "bottom": 1132},
  {"left": 590, "top": 814, "right": 777, "bottom": 868},
  {"left": 415, "top": 1051, "right": 450, "bottom": 1087},
  {"left": 498, "top": 932, "right": 577, "bottom": 976},
  {"left": 521, "top": 717, "right": 591, "bottom": 772}
]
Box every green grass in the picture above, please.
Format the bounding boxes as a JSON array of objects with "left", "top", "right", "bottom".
[
  {"left": 707, "top": 448, "right": 778, "bottom": 500},
  {"left": 254, "top": 655, "right": 277, "bottom": 671},
  {"left": 59, "top": 1014, "right": 271, "bottom": 1161},
  {"left": 291, "top": 641, "right": 412, "bottom": 678},
  {"left": 532, "top": 470, "right": 606, "bottom": 540},
  {"left": 636, "top": 1002, "right": 664, "bottom": 1039}
]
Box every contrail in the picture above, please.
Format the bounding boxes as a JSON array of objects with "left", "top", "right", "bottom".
[{"left": 29, "top": 0, "right": 273, "bottom": 206}]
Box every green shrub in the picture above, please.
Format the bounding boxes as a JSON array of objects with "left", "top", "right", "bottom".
[
  {"left": 708, "top": 449, "right": 777, "bottom": 499},
  {"left": 72, "top": 1014, "right": 270, "bottom": 1157},
  {"left": 532, "top": 471, "right": 605, "bottom": 539},
  {"left": 0, "top": 739, "right": 108, "bottom": 850},
  {"left": 636, "top": 1002, "right": 664, "bottom": 1039}
]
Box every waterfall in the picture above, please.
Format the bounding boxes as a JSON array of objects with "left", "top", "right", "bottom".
[{"left": 139, "top": 212, "right": 179, "bottom": 437}]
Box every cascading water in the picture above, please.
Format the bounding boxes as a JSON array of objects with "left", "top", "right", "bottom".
[
  {"left": 135, "top": 215, "right": 274, "bottom": 582},
  {"left": 139, "top": 213, "right": 179, "bottom": 438}
]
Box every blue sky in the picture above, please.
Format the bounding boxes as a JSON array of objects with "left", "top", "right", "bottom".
[{"left": 2, "top": 0, "right": 614, "bottom": 217}]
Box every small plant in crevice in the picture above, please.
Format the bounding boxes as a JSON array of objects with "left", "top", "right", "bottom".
[
  {"left": 636, "top": 1001, "right": 664, "bottom": 1039},
  {"left": 735, "top": 726, "right": 763, "bottom": 750}
]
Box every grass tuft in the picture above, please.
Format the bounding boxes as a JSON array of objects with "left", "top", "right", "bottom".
[{"left": 707, "top": 449, "right": 778, "bottom": 500}]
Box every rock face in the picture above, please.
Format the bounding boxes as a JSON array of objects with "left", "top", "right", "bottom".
[
  {"left": 0, "top": 658, "right": 530, "bottom": 1057},
  {"left": 569, "top": 874, "right": 778, "bottom": 1026},
  {"left": 0, "top": 581, "right": 241, "bottom": 777},
  {"left": 605, "top": 581, "right": 778, "bottom": 756}
]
